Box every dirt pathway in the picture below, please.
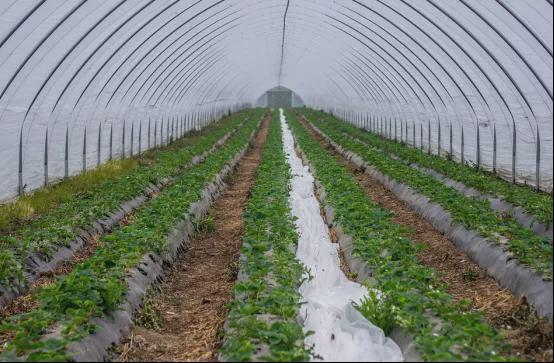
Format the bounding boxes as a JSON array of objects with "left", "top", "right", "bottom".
[
  {"left": 296, "top": 114, "right": 553, "bottom": 362},
  {"left": 117, "top": 115, "right": 272, "bottom": 362}
]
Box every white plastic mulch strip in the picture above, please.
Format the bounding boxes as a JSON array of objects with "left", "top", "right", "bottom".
[{"left": 280, "top": 109, "right": 403, "bottom": 362}]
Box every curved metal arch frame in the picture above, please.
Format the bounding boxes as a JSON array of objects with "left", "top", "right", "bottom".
[{"left": 0, "top": 0, "right": 552, "bottom": 200}]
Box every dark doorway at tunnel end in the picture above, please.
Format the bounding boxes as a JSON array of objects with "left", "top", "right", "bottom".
[{"left": 256, "top": 86, "right": 304, "bottom": 108}]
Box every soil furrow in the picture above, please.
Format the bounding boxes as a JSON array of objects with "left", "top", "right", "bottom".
[
  {"left": 296, "top": 114, "right": 553, "bottom": 362},
  {"left": 0, "top": 123, "right": 243, "bottom": 317},
  {"left": 117, "top": 115, "right": 272, "bottom": 363},
  {"left": 0, "top": 126, "right": 240, "bottom": 324}
]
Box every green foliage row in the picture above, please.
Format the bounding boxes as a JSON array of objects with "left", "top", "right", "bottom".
[
  {"left": 0, "top": 112, "right": 247, "bottom": 290},
  {"left": 302, "top": 109, "right": 552, "bottom": 226},
  {"left": 220, "top": 113, "right": 311, "bottom": 362},
  {"left": 0, "top": 110, "right": 265, "bottom": 362},
  {"left": 302, "top": 111, "right": 552, "bottom": 279},
  {"left": 284, "top": 110, "right": 511, "bottom": 362}
]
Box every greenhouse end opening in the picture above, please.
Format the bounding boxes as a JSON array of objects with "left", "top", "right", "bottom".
[{"left": 0, "top": 1, "right": 552, "bottom": 362}]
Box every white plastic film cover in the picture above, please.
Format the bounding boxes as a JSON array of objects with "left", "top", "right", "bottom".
[{"left": 0, "top": 0, "right": 552, "bottom": 201}]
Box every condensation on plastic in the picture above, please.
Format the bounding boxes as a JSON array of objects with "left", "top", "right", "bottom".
[{"left": 0, "top": 0, "right": 552, "bottom": 201}]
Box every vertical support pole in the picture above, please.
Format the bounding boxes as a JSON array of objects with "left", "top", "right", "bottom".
[
  {"left": 493, "top": 125, "right": 497, "bottom": 173},
  {"left": 160, "top": 119, "right": 164, "bottom": 146},
  {"left": 18, "top": 129, "right": 23, "bottom": 195},
  {"left": 65, "top": 127, "right": 69, "bottom": 178},
  {"left": 438, "top": 122, "right": 442, "bottom": 156},
  {"left": 154, "top": 120, "right": 158, "bottom": 147},
  {"left": 400, "top": 120, "right": 403, "bottom": 143},
  {"left": 369, "top": 116, "right": 372, "bottom": 133},
  {"left": 412, "top": 121, "right": 415, "bottom": 148},
  {"left": 371, "top": 117, "right": 373, "bottom": 133},
  {"left": 461, "top": 125, "right": 465, "bottom": 165},
  {"left": 97, "top": 124, "right": 102, "bottom": 167},
  {"left": 394, "top": 119, "right": 397, "bottom": 141},
  {"left": 82, "top": 127, "right": 87, "bottom": 173},
  {"left": 148, "top": 119, "right": 151, "bottom": 149},
  {"left": 122, "top": 121, "right": 126, "bottom": 159},
  {"left": 167, "top": 118, "right": 170, "bottom": 144},
  {"left": 130, "top": 122, "right": 134, "bottom": 157},
  {"left": 139, "top": 121, "right": 142, "bottom": 154},
  {"left": 476, "top": 123, "right": 481, "bottom": 170},
  {"left": 512, "top": 123, "right": 517, "bottom": 184},
  {"left": 535, "top": 127, "right": 541, "bottom": 192},
  {"left": 449, "top": 123, "right": 453, "bottom": 160},
  {"left": 168, "top": 117, "right": 171, "bottom": 143},
  {"left": 44, "top": 129, "right": 48, "bottom": 187},
  {"left": 428, "top": 120, "right": 431, "bottom": 155},
  {"left": 420, "top": 123, "right": 423, "bottom": 150},
  {"left": 109, "top": 124, "right": 113, "bottom": 161}
]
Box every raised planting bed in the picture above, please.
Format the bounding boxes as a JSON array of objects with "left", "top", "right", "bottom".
[
  {"left": 301, "top": 109, "right": 553, "bottom": 239},
  {"left": 116, "top": 113, "right": 273, "bottom": 362},
  {"left": 284, "top": 109, "right": 512, "bottom": 362},
  {"left": 0, "top": 112, "right": 264, "bottom": 362},
  {"left": 0, "top": 110, "right": 254, "bottom": 309},
  {"left": 280, "top": 110, "right": 403, "bottom": 362},
  {"left": 220, "top": 112, "right": 311, "bottom": 362},
  {"left": 302, "top": 114, "right": 553, "bottom": 321}
]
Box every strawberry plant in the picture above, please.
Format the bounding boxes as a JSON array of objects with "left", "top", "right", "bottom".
[
  {"left": 284, "top": 109, "right": 511, "bottom": 362},
  {"left": 221, "top": 112, "right": 311, "bottom": 362},
  {"left": 302, "top": 111, "right": 552, "bottom": 279},
  {"left": 0, "top": 111, "right": 248, "bottom": 293},
  {"left": 0, "top": 110, "right": 265, "bottom": 361},
  {"left": 302, "top": 109, "right": 552, "bottom": 227}
]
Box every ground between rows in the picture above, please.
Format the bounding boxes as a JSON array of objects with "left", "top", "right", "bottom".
[
  {"left": 117, "top": 115, "right": 272, "bottom": 362},
  {"left": 297, "top": 114, "right": 553, "bottom": 362}
]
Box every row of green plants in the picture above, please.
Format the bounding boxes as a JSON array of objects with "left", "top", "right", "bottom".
[
  {"left": 300, "top": 109, "right": 552, "bottom": 226},
  {"left": 284, "top": 109, "right": 511, "bottom": 362},
  {"left": 0, "top": 111, "right": 251, "bottom": 291},
  {"left": 0, "top": 111, "right": 265, "bottom": 362},
  {"left": 0, "top": 115, "right": 243, "bottom": 234},
  {"left": 301, "top": 112, "right": 552, "bottom": 279},
  {"left": 220, "top": 113, "right": 311, "bottom": 362}
]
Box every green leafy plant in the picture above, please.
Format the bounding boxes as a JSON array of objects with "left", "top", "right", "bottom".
[
  {"left": 284, "top": 109, "right": 512, "bottom": 362},
  {"left": 355, "top": 291, "right": 397, "bottom": 335},
  {"left": 221, "top": 113, "right": 311, "bottom": 362},
  {"left": 0, "top": 109, "right": 266, "bottom": 361},
  {"left": 196, "top": 214, "right": 216, "bottom": 233},
  {"left": 302, "top": 109, "right": 552, "bottom": 226},
  {"left": 0, "top": 111, "right": 248, "bottom": 293},
  {"left": 301, "top": 111, "right": 552, "bottom": 279}
]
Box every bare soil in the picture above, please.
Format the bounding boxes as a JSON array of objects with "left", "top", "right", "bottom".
[
  {"left": 117, "top": 115, "right": 271, "bottom": 362},
  {"left": 296, "top": 114, "right": 553, "bottom": 362}
]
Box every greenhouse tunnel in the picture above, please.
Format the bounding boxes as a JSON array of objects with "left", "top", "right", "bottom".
[{"left": 0, "top": 0, "right": 552, "bottom": 362}]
